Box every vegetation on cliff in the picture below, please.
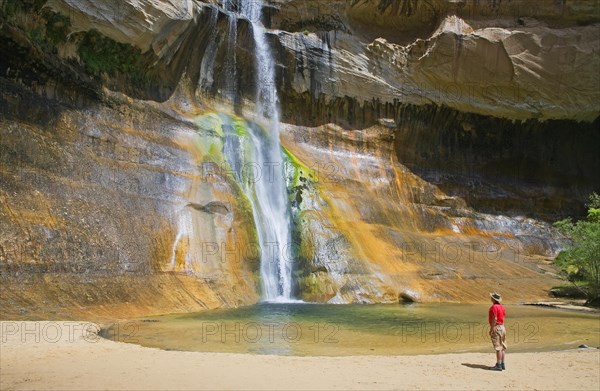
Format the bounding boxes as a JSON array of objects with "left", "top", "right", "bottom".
[
  {"left": 78, "top": 29, "right": 148, "bottom": 87},
  {"left": 1, "top": 0, "right": 156, "bottom": 98},
  {"left": 1, "top": 0, "right": 70, "bottom": 51}
]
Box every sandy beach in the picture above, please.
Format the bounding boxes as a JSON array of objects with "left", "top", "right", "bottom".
[{"left": 1, "top": 321, "right": 598, "bottom": 390}]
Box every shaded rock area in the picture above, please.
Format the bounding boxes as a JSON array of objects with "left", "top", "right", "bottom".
[
  {"left": 393, "top": 105, "right": 600, "bottom": 221},
  {"left": 268, "top": 0, "right": 600, "bottom": 44},
  {"left": 0, "top": 0, "right": 599, "bottom": 317}
]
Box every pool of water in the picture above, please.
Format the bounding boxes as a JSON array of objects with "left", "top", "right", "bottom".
[{"left": 101, "top": 303, "right": 600, "bottom": 356}]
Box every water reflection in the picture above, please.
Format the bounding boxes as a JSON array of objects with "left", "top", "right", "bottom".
[{"left": 102, "top": 304, "right": 600, "bottom": 356}]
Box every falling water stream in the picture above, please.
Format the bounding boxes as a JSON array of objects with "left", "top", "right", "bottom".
[
  {"left": 223, "top": 0, "right": 237, "bottom": 101},
  {"left": 221, "top": 0, "right": 295, "bottom": 302}
]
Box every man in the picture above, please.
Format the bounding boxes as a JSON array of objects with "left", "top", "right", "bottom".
[{"left": 488, "top": 292, "right": 507, "bottom": 371}]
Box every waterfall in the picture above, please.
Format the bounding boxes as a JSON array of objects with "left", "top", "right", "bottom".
[
  {"left": 223, "top": 1, "right": 237, "bottom": 102},
  {"left": 198, "top": 7, "right": 219, "bottom": 91},
  {"left": 222, "top": 0, "right": 295, "bottom": 302}
]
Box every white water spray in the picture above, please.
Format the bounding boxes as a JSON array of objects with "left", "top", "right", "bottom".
[
  {"left": 198, "top": 7, "right": 219, "bottom": 90},
  {"left": 222, "top": 0, "right": 295, "bottom": 302},
  {"left": 223, "top": 1, "right": 237, "bottom": 102}
]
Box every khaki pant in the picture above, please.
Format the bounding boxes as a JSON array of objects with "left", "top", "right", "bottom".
[{"left": 490, "top": 324, "right": 507, "bottom": 351}]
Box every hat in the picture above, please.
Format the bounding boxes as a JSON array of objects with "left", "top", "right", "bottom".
[{"left": 490, "top": 292, "right": 502, "bottom": 302}]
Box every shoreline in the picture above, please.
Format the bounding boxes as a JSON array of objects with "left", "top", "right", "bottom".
[
  {"left": 522, "top": 301, "right": 600, "bottom": 313},
  {"left": 2, "top": 321, "right": 599, "bottom": 390}
]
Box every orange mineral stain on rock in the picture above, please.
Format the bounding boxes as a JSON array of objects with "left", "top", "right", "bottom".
[{"left": 281, "top": 123, "right": 563, "bottom": 304}]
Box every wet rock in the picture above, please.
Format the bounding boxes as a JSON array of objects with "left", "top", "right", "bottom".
[
  {"left": 187, "top": 201, "right": 231, "bottom": 215},
  {"left": 378, "top": 118, "right": 397, "bottom": 129},
  {"left": 399, "top": 291, "right": 418, "bottom": 303}
]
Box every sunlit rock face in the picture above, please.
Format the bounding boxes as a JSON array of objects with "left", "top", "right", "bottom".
[
  {"left": 272, "top": 1, "right": 600, "bottom": 121},
  {"left": 46, "top": 0, "right": 196, "bottom": 54},
  {"left": 1, "top": 0, "right": 599, "bottom": 316},
  {"left": 0, "top": 79, "right": 259, "bottom": 320},
  {"left": 281, "top": 123, "right": 564, "bottom": 304}
]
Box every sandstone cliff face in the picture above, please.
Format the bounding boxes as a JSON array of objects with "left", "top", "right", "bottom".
[
  {"left": 0, "top": 76, "right": 260, "bottom": 319},
  {"left": 275, "top": 12, "right": 599, "bottom": 122},
  {"left": 46, "top": 0, "right": 196, "bottom": 54},
  {"left": 29, "top": 0, "right": 600, "bottom": 121},
  {"left": 269, "top": 0, "right": 600, "bottom": 43},
  {"left": 271, "top": 3, "right": 599, "bottom": 219},
  {"left": 1, "top": 0, "right": 598, "bottom": 317},
  {"left": 281, "top": 122, "right": 563, "bottom": 303}
]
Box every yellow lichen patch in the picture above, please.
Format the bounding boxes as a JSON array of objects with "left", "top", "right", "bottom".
[{"left": 173, "top": 235, "right": 190, "bottom": 272}]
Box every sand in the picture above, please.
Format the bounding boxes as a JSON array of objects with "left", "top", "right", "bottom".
[{"left": 1, "top": 321, "right": 599, "bottom": 390}]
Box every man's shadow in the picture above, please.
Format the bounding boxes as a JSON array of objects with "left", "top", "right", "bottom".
[{"left": 461, "top": 363, "right": 492, "bottom": 370}]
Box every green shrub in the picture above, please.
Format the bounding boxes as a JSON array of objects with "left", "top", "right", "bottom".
[
  {"left": 78, "top": 29, "right": 148, "bottom": 87},
  {"left": 44, "top": 11, "right": 71, "bottom": 45},
  {"left": 554, "top": 192, "right": 600, "bottom": 305}
]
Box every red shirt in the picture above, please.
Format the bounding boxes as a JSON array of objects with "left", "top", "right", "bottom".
[{"left": 489, "top": 303, "right": 506, "bottom": 325}]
